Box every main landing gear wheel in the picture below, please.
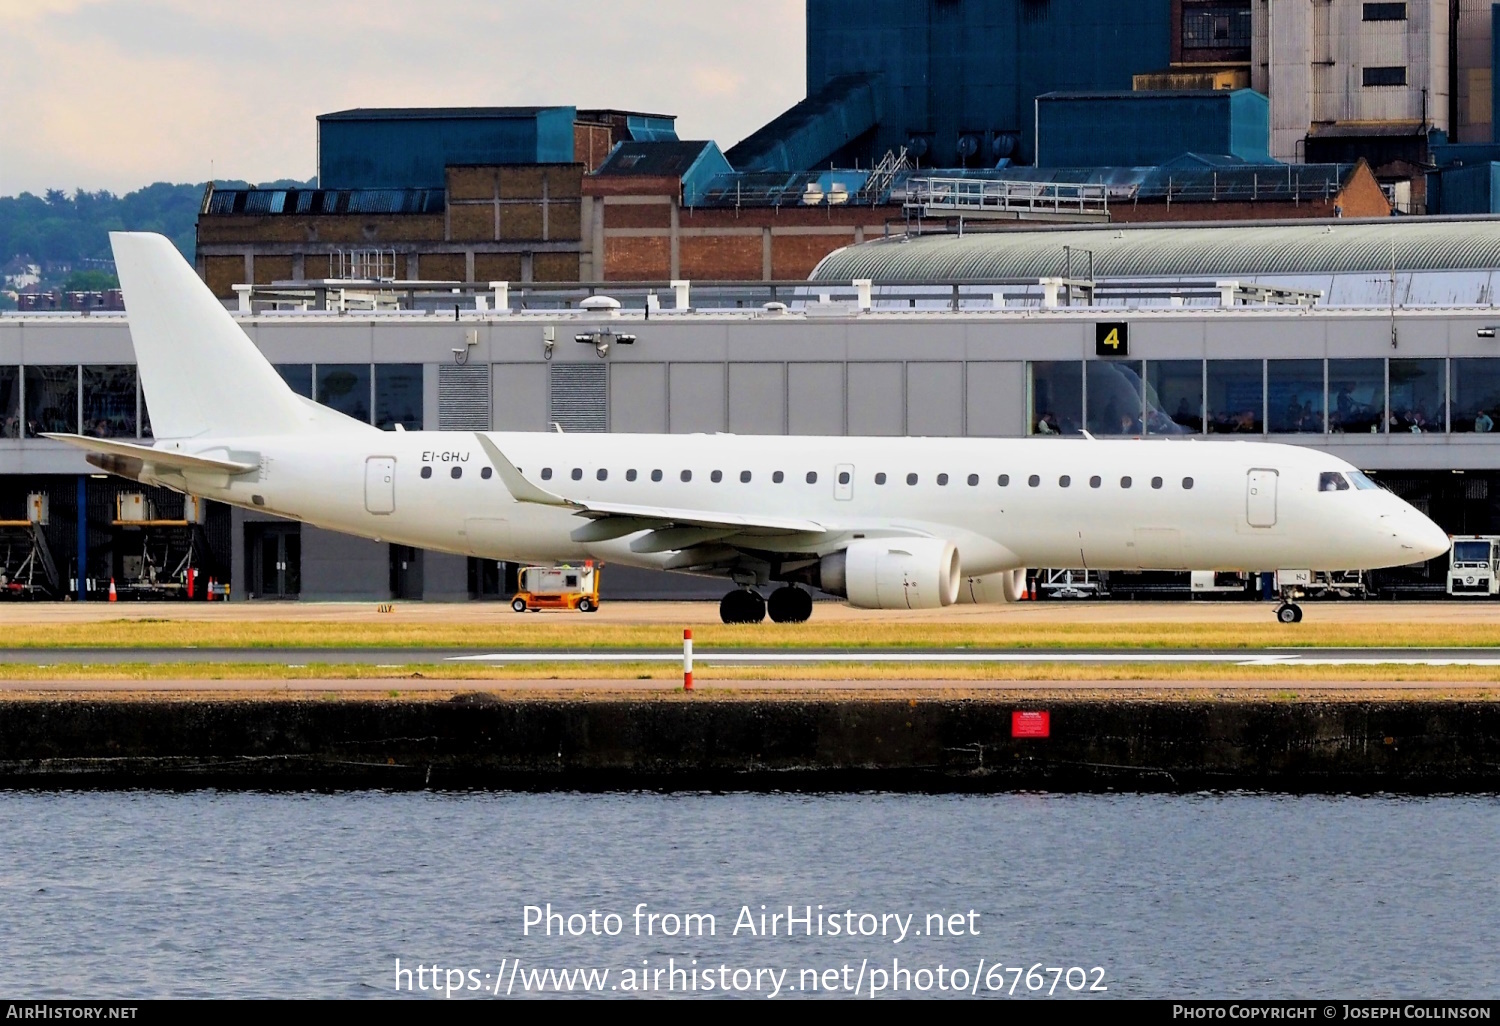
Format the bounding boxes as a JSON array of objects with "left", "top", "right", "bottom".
[
  {"left": 511, "top": 597, "right": 528, "bottom": 613},
  {"left": 767, "top": 586, "right": 813, "bottom": 623},
  {"left": 719, "top": 589, "right": 766, "bottom": 624},
  {"left": 1276, "top": 603, "right": 1303, "bottom": 624}
]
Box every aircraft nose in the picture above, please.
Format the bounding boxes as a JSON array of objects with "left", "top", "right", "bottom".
[{"left": 1382, "top": 510, "right": 1450, "bottom": 563}]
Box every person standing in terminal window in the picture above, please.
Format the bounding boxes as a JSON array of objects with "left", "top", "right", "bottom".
[{"left": 1476, "top": 410, "right": 1494, "bottom": 432}]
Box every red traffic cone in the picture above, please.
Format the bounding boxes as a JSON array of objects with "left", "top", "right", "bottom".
[
  {"left": 206, "top": 576, "right": 215, "bottom": 602},
  {"left": 108, "top": 578, "right": 117, "bottom": 602}
]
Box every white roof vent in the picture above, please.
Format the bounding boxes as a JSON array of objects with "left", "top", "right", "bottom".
[
  {"left": 762, "top": 301, "right": 788, "bottom": 315},
  {"left": 580, "top": 295, "right": 622, "bottom": 316}
]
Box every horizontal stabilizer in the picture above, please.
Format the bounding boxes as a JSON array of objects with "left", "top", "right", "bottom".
[{"left": 42, "top": 434, "right": 258, "bottom": 475}]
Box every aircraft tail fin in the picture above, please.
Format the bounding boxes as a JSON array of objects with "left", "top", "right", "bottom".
[{"left": 109, "top": 232, "right": 318, "bottom": 439}]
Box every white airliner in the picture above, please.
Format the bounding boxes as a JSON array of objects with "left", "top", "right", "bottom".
[{"left": 49, "top": 233, "right": 1450, "bottom": 624}]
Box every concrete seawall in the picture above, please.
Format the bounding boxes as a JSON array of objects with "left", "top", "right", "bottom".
[{"left": 2, "top": 696, "right": 1498, "bottom": 791}]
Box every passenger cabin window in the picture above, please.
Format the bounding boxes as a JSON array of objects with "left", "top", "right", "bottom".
[
  {"left": 838, "top": 471, "right": 851, "bottom": 485},
  {"left": 740, "top": 471, "right": 752, "bottom": 483},
  {"left": 421, "top": 466, "right": 432, "bottom": 479},
  {"left": 571, "top": 468, "right": 583, "bottom": 481},
  {"left": 998, "top": 474, "right": 1010, "bottom": 486},
  {"left": 597, "top": 469, "right": 608, "bottom": 481},
  {"left": 806, "top": 471, "right": 818, "bottom": 484},
  {"left": 1182, "top": 477, "right": 1193, "bottom": 489},
  {"left": 481, "top": 467, "right": 493, "bottom": 480},
  {"left": 1320, "top": 471, "right": 1351, "bottom": 492},
  {"left": 451, "top": 467, "right": 462, "bottom": 479},
  {"left": 967, "top": 474, "right": 979, "bottom": 486},
  {"left": 681, "top": 470, "right": 693, "bottom": 482},
  {"left": 1090, "top": 476, "right": 1101, "bottom": 488},
  {"left": 541, "top": 468, "right": 553, "bottom": 480},
  {"left": 711, "top": 470, "right": 723, "bottom": 483},
  {"left": 1059, "top": 475, "right": 1071, "bottom": 487},
  {"left": 651, "top": 469, "right": 663, "bottom": 482},
  {"left": 773, "top": 471, "right": 785, "bottom": 483},
  {"left": 875, "top": 473, "right": 887, "bottom": 485},
  {"left": 1121, "top": 476, "right": 1133, "bottom": 488},
  {"left": 907, "top": 473, "right": 919, "bottom": 486},
  {"left": 626, "top": 469, "right": 638, "bottom": 481},
  {"left": 937, "top": 473, "right": 948, "bottom": 486},
  {"left": 1027, "top": 475, "right": 1040, "bottom": 487},
  {"left": 1151, "top": 476, "right": 1163, "bottom": 489}
]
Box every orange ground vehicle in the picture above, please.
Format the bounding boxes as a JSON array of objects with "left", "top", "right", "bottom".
[{"left": 510, "top": 563, "right": 601, "bottom": 613}]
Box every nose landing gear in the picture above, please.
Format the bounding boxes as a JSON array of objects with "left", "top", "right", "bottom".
[
  {"left": 719, "top": 588, "right": 766, "bottom": 624},
  {"left": 1275, "top": 579, "right": 1304, "bottom": 623}
]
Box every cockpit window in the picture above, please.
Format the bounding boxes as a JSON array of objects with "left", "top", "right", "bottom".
[
  {"left": 1347, "top": 470, "right": 1380, "bottom": 490},
  {"left": 1319, "top": 471, "right": 1351, "bottom": 492}
]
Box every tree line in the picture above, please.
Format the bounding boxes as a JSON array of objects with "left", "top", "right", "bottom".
[{"left": 0, "top": 178, "right": 310, "bottom": 277}]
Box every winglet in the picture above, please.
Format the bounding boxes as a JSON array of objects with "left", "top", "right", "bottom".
[{"left": 474, "top": 433, "right": 575, "bottom": 507}]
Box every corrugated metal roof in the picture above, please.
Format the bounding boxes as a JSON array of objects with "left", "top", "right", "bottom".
[{"left": 809, "top": 218, "right": 1500, "bottom": 281}]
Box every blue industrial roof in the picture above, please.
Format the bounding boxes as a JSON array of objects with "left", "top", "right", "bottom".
[
  {"left": 318, "top": 106, "right": 564, "bottom": 121},
  {"left": 687, "top": 158, "right": 1359, "bottom": 208},
  {"left": 725, "top": 74, "right": 882, "bottom": 173},
  {"left": 593, "top": 141, "right": 733, "bottom": 206}
]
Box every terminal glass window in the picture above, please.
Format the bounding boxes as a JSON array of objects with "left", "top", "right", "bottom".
[
  {"left": 1267, "top": 360, "right": 1325, "bottom": 433},
  {"left": 1389, "top": 359, "right": 1445, "bottom": 432},
  {"left": 274, "top": 363, "right": 312, "bottom": 399},
  {"left": 1206, "top": 360, "right": 1262, "bottom": 433},
  {"left": 316, "top": 364, "right": 372, "bottom": 423},
  {"left": 275, "top": 364, "right": 313, "bottom": 398},
  {"left": 1450, "top": 358, "right": 1500, "bottom": 432},
  {"left": 140, "top": 393, "right": 153, "bottom": 439},
  {"left": 1028, "top": 361, "right": 1082, "bottom": 435},
  {"left": 1146, "top": 360, "right": 1203, "bottom": 434},
  {"left": 82, "top": 365, "right": 138, "bottom": 438},
  {"left": 1327, "top": 359, "right": 1384, "bottom": 434},
  {"left": 1086, "top": 360, "right": 1144, "bottom": 435},
  {"left": 23, "top": 365, "right": 77, "bottom": 436},
  {"left": 375, "top": 364, "right": 422, "bottom": 431},
  {"left": 0, "top": 366, "right": 18, "bottom": 438}
]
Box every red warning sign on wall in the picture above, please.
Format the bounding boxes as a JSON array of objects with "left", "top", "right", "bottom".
[{"left": 1012, "top": 710, "right": 1051, "bottom": 738}]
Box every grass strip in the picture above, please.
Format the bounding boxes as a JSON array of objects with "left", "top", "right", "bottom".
[{"left": 1, "top": 661, "right": 1497, "bottom": 685}]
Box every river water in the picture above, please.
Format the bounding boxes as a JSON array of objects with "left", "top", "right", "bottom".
[{"left": 0, "top": 792, "right": 1495, "bottom": 999}]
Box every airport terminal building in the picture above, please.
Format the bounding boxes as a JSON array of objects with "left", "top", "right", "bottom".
[{"left": 4, "top": 219, "right": 1500, "bottom": 602}]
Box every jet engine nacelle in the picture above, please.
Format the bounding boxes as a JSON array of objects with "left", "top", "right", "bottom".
[
  {"left": 957, "top": 568, "right": 1027, "bottom": 604},
  {"left": 820, "top": 538, "right": 961, "bottom": 609}
]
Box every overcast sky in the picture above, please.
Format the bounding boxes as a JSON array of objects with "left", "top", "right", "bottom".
[{"left": 0, "top": 0, "right": 806, "bottom": 197}]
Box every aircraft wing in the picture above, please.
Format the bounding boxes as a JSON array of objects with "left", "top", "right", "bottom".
[
  {"left": 41, "top": 434, "right": 259, "bottom": 474},
  {"left": 474, "top": 433, "right": 829, "bottom": 537}
]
